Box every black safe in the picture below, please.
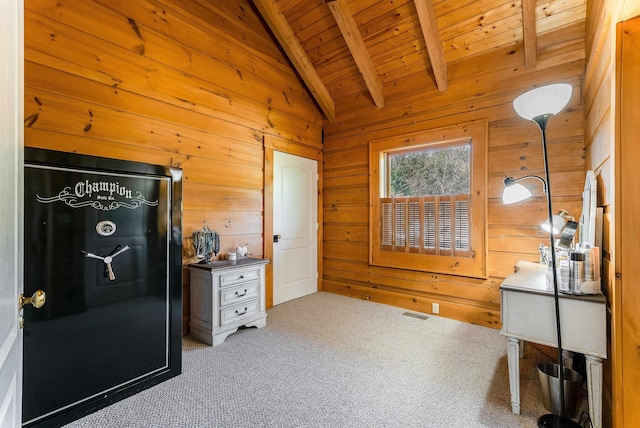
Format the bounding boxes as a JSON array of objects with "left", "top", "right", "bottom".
[{"left": 22, "top": 148, "right": 182, "bottom": 427}]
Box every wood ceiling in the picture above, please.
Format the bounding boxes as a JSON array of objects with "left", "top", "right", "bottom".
[{"left": 252, "top": 0, "right": 587, "bottom": 121}]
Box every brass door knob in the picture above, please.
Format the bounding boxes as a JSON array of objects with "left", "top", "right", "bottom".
[{"left": 19, "top": 290, "right": 46, "bottom": 310}]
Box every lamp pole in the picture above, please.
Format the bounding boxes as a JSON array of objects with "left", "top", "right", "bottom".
[
  {"left": 533, "top": 115, "right": 579, "bottom": 428},
  {"left": 510, "top": 82, "right": 580, "bottom": 428}
]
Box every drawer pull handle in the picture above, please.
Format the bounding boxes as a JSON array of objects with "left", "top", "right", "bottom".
[
  {"left": 235, "top": 289, "right": 247, "bottom": 297},
  {"left": 239, "top": 275, "right": 245, "bottom": 279},
  {"left": 235, "top": 307, "right": 248, "bottom": 316}
]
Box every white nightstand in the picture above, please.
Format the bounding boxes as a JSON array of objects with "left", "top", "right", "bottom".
[{"left": 188, "top": 258, "right": 269, "bottom": 346}]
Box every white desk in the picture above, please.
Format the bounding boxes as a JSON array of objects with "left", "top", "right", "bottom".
[{"left": 500, "top": 262, "right": 606, "bottom": 428}]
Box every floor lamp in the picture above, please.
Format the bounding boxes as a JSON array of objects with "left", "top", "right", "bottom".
[{"left": 503, "top": 83, "right": 582, "bottom": 428}]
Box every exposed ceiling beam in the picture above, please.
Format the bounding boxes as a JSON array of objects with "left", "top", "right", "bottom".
[
  {"left": 252, "top": 0, "right": 336, "bottom": 121},
  {"left": 522, "top": 0, "right": 537, "bottom": 69},
  {"left": 412, "top": 0, "right": 448, "bottom": 92},
  {"left": 326, "top": 0, "right": 384, "bottom": 108}
]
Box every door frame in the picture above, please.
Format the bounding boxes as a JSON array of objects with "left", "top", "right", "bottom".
[
  {"left": 0, "top": 0, "right": 24, "bottom": 426},
  {"left": 263, "top": 135, "right": 322, "bottom": 309},
  {"left": 614, "top": 15, "right": 640, "bottom": 428}
]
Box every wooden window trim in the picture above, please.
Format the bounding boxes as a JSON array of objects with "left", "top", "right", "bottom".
[{"left": 369, "top": 121, "right": 488, "bottom": 279}]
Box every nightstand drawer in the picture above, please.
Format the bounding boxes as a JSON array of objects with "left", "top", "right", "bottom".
[
  {"left": 220, "top": 299, "right": 261, "bottom": 326},
  {"left": 220, "top": 281, "right": 260, "bottom": 307},
  {"left": 220, "top": 267, "right": 261, "bottom": 287}
]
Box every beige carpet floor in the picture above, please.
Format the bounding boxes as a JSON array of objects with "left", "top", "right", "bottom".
[{"left": 64, "top": 291, "right": 587, "bottom": 427}]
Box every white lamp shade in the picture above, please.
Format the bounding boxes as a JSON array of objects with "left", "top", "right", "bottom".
[
  {"left": 513, "top": 83, "right": 572, "bottom": 120},
  {"left": 541, "top": 214, "right": 567, "bottom": 234},
  {"left": 502, "top": 182, "right": 532, "bottom": 204}
]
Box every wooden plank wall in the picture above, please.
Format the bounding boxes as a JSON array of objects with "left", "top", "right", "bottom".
[
  {"left": 584, "top": 0, "right": 615, "bottom": 425},
  {"left": 323, "top": 31, "right": 587, "bottom": 328},
  {"left": 23, "top": 0, "right": 323, "bottom": 334},
  {"left": 616, "top": 17, "right": 640, "bottom": 428},
  {"left": 586, "top": 0, "right": 640, "bottom": 426}
]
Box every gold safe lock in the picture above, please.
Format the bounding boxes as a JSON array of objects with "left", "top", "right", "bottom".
[{"left": 19, "top": 289, "right": 46, "bottom": 329}]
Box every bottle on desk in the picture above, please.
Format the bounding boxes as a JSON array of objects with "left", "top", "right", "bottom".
[{"left": 569, "top": 251, "right": 584, "bottom": 293}]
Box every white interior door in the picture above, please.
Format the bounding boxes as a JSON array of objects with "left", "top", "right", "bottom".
[
  {"left": 273, "top": 152, "right": 318, "bottom": 305},
  {"left": 0, "top": 0, "right": 24, "bottom": 426}
]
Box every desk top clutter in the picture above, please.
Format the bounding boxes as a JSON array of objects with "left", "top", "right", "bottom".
[{"left": 502, "top": 261, "right": 606, "bottom": 304}]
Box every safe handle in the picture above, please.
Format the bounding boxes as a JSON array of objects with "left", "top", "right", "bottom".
[
  {"left": 19, "top": 290, "right": 46, "bottom": 310},
  {"left": 19, "top": 289, "right": 46, "bottom": 329}
]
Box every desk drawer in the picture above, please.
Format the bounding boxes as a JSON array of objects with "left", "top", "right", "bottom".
[
  {"left": 220, "top": 299, "right": 261, "bottom": 327},
  {"left": 220, "top": 267, "right": 261, "bottom": 287},
  {"left": 220, "top": 281, "right": 260, "bottom": 307}
]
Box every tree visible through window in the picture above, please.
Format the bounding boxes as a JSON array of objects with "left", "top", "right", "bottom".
[
  {"left": 369, "top": 121, "right": 487, "bottom": 279},
  {"left": 389, "top": 145, "right": 470, "bottom": 196}
]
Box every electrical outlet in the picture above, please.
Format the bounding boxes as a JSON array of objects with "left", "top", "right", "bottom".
[{"left": 432, "top": 302, "right": 440, "bottom": 314}]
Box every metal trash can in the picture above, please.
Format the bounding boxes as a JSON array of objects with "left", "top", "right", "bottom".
[{"left": 537, "top": 363, "right": 582, "bottom": 418}]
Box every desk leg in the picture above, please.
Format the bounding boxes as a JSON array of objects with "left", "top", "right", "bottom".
[
  {"left": 519, "top": 340, "right": 525, "bottom": 358},
  {"left": 585, "top": 355, "right": 603, "bottom": 428},
  {"left": 507, "top": 337, "right": 521, "bottom": 414}
]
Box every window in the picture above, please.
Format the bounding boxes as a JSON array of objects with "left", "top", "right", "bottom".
[
  {"left": 369, "top": 121, "right": 487, "bottom": 278},
  {"left": 381, "top": 143, "right": 471, "bottom": 256}
]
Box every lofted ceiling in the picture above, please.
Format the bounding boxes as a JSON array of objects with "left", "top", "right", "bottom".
[{"left": 251, "top": 0, "right": 587, "bottom": 121}]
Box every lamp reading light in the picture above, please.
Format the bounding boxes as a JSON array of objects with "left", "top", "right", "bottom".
[
  {"left": 502, "top": 176, "right": 547, "bottom": 205},
  {"left": 540, "top": 214, "right": 566, "bottom": 234},
  {"left": 540, "top": 210, "right": 574, "bottom": 235}
]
